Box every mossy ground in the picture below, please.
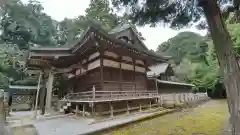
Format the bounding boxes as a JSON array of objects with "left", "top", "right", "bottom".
[{"left": 100, "top": 100, "right": 228, "bottom": 135}]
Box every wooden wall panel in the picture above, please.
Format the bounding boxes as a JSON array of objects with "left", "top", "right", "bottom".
[
  {"left": 121, "top": 83, "right": 134, "bottom": 91},
  {"left": 122, "top": 70, "right": 134, "bottom": 81},
  {"left": 135, "top": 66, "right": 145, "bottom": 73},
  {"left": 76, "top": 69, "right": 80, "bottom": 75},
  {"left": 147, "top": 80, "right": 156, "bottom": 90},
  {"left": 135, "top": 60, "right": 144, "bottom": 65},
  {"left": 82, "top": 59, "right": 87, "bottom": 64},
  {"left": 135, "top": 73, "right": 146, "bottom": 91},
  {"left": 88, "top": 59, "right": 100, "bottom": 70},
  {"left": 103, "top": 59, "right": 120, "bottom": 68},
  {"left": 88, "top": 52, "right": 100, "bottom": 61},
  {"left": 122, "top": 56, "right": 132, "bottom": 62},
  {"left": 104, "top": 51, "right": 119, "bottom": 59},
  {"left": 75, "top": 69, "right": 101, "bottom": 92},
  {"left": 103, "top": 82, "right": 121, "bottom": 91},
  {"left": 121, "top": 63, "right": 134, "bottom": 71},
  {"left": 68, "top": 73, "right": 75, "bottom": 78},
  {"left": 103, "top": 67, "right": 120, "bottom": 81}
]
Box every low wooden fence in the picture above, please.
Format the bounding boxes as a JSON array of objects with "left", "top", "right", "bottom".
[{"left": 62, "top": 90, "right": 158, "bottom": 102}]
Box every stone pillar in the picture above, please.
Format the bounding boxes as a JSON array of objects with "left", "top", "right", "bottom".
[{"left": 45, "top": 70, "right": 54, "bottom": 114}]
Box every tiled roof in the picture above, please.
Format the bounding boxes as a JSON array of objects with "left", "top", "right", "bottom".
[
  {"left": 109, "top": 23, "right": 149, "bottom": 51},
  {"left": 147, "top": 63, "right": 169, "bottom": 77},
  {"left": 30, "top": 25, "right": 169, "bottom": 61},
  {"left": 109, "top": 24, "right": 133, "bottom": 34}
]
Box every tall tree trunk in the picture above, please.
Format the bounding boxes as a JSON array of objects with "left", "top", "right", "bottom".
[{"left": 200, "top": 0, "right": 240, "bottom": 134}]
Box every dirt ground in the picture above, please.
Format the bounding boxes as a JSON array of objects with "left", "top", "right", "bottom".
[{"left": 100, "top": 100, "right": 229, "bottom": 135}]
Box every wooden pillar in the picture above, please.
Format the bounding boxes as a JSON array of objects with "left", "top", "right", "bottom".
[
  {"left": 39, "top": 75, "right": 47, "bottom": 115},
  {"left": 100, "top": 51, "right": 104, "bottom": 91},
  {"left": 46, "top": 69, "right": 54, "bottom": 113},
  {"left": 31, "top": 91, "right": 36, "bottom": 111},
  {"left": 75, "top": 104, "right": 79, "bottom": 116},
  {"left": 126, "top": 101, "right": 130, "bottom": 114},
  {"left": 149, "top": 101, "right": 152, "bottom": 108},
  {"left": 144, "top": 60, "right": 148, "bottom": 90},
  {"left": 91, "top": 103, "right": 95, "bottom": 117},
  {"left": 175, "top": 94, "right": 178, "bottom": 103},
  {"left": 34, "top": 72, "right": 42, "bottom": 118},
  {"left": 139, "top": 103, "right": 142, "bottom": 112},
  {"left": 82, "top": 104, "right": 85, "bottom": 116},
  {"left": 92, "top": 85, "right": 96, "bottom": 101},
  {"left": 133, "top": 59, "right": 136, "bottom": 91},
  {"left": 119, "top": 57, "right": 122, "bottom": 91},
  {"left": 110, "top": 102, "right": 113, "bottom": 117},
  {"left": 154, "top": 74, "right": 158, "bottom": 94}
]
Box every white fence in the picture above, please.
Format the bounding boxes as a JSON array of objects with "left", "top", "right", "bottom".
[{"left": 157, "top": 92, "right": 209, "bottom": 104}]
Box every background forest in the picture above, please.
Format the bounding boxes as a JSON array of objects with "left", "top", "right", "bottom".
[{"left": 0, "top": 0, "right": 239, "bottom": 97}]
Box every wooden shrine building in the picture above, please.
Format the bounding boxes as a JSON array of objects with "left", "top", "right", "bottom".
[
  {"left": 147, "top": 63, "right": 195, "bottom": 103},
  {"left": 26, "top": 24, "right": 193, "bottom": 116}
]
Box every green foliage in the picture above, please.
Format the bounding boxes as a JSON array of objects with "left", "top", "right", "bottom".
[
  {"left": 156, "top": 32, "right": 208, "bottom": 65},
  {"left": 157, "top": 31, "right": 220, "bottom": 90},
  {"left": 111, "top": 0, "right": 238, "bottom": 29},
  {"left": 227, "top": 23, "right": 240, "bottom": 54},
  {"left": 1, "top": 0, "right": 57, "bottom": 49},
  {"left": 57, "top": 0, "right": 122, "bottom": 46},
  {"left": 157, "top": 20, "right": 240, "bottom": 90}
]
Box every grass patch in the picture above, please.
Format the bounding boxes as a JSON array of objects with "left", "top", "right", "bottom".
[{"left": 100, "top": 100, "right": 228, "bottom": 135}]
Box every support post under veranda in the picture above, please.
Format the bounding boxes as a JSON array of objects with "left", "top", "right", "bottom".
[
  {"left": 75, "top": 104, "right": 79, "bottom": 116},
  {"left": 110, "top": 102, "right": 113, "bottom": 117},
  {"left": 126, "top": 101, "right": 130, "bottom": 114},
  {"left": 82, "top": 104, "right": 85, "bottom": 117}
]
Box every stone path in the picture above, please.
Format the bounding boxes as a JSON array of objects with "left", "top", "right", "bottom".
[{"left": 32, "top": 109, "right": 171, "bottom": 135}]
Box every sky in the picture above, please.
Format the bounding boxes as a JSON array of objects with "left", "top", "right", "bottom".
[{"left": 22, "top": 0, "right": 208, "bottom": 50}]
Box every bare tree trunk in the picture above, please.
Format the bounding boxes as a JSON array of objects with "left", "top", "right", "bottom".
[{"left": 200, "top": 0, "right": 240, "bottom": 134}]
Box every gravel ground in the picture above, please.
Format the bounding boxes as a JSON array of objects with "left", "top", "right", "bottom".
[{"left": 99, "top": 100, "right": 229, "bottom": 135}]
